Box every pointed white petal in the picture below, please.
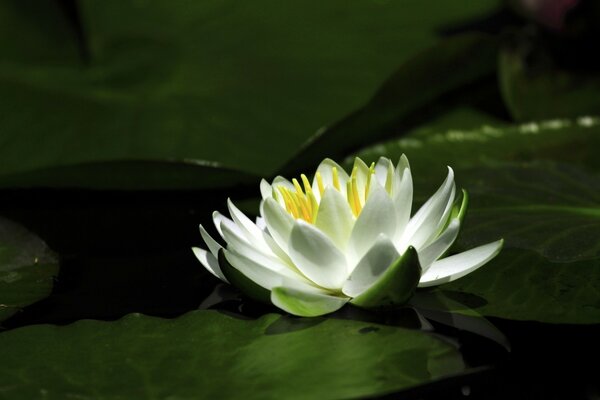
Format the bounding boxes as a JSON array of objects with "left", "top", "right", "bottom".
[
  {"left": 374, "top": 157, "right": 394, "bottom": 192},
  {"left": 227, "top": 198, "right": 269, "bottom": 251},
  {"left": 348, "top": 183, "right": 396, "bottom": 264},
  {"left": 314, "top": 187, "right": 354, "bottom": 249},
  {"left": 342, "top": 235, "right": 399, "bottom": 297},
  {"left": 418, "top": 239, "right": 504, "bottom": 287},
  {"left": 260, "top": 179, "right": 272, "bottom": 200},
  {"left": 261, "top": 198, "right": 295, "bottom": 252},
  {"left": 272, "top": 176, "right": 296, "bottom": 190},
  {"left": 221, "top": 219, "right": 306, "bottom": 282},
  {"left": 271, "top": 286, "right": 349, "bottom": 317},
  {"left": 352, "top": 157, "right": 371, "bottom": 203},
  {"left": 393, "top": 154, "right": 413, "bottom": 236},
  {"left": 288, "top": 220, "right": 348, "bottom": 289},
  {"left": 192, "top": 247, "right": 228, "bottom": 282},
  {"left": 223, "top": 250, "right": 286, "bottom": 290},
  {"left": 212, "top": 211, "right": 231, "bottom": 238},
  {"left": 311, "top": 158, "right": 350, "bottom": 199},
  {"left": 400, "top": 167, "right": 455, "bottom": 251},
  {"left": 418, "top": 218, "right": 461, "bottom": 271},
  {"left": 199, "top": 224, "right": 222, "bottom": 258},
  {"left": 261, "top": 230, "right": 295, "bottom": 267}
]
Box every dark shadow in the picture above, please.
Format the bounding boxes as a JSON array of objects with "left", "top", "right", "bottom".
[
  {"left": 441, "top": 290, "right": 489, "bottom": 309},
  {"left": 55, "top": 0, "right": 90, "bottom": 64}
]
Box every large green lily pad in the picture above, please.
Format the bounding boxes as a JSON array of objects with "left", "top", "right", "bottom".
[
  {"left": 352, "top": 118, "right": 600, "bottom": 323},
  {"left": 0, "top": 1, "right": 497, "bottom": 189},
  {"left": 0, "top": 217, "right": 59, "bottom": 322},
  {"left": 0, "top": 310, "right": 465, "bottom": 399}
]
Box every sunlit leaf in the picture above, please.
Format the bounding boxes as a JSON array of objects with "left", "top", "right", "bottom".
[{"left": 0, "top": 310, "right": 466, "bottom": 399}]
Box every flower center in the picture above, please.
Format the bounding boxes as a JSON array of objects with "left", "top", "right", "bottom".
[{"left": 276, "top": 163, "right": 379, "bottom": 223}]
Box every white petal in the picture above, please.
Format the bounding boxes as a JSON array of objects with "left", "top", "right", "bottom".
[
  {"left": 221, "top": 218, "right": 307, "bottom": 282},
  {"left": 261, "top": 198, "right": 294, "bottom": 252},
  {"left": 261, "top": 231, "right": 296, "bottom": 268},
  {"left": 393, "top": 154, "right": 413, "bottom": 236},
  {"left": 199, "top": 224, "right": 222, "bottom": 258},
  {"left": 221, "top": 219, "right": 271, "bottom": 260},
  {"left": 314, "top": 187, "right": 354, "bottom": 249},
  {"left": 418, "top": 218, "right": 460, "bottom": 271},
  {"left": 192, "top": 247, "right": 228, "bottom": 283},
  {"left": 223, "top": 250, "right": 286, "bottom": 290},
  {"left": 288, "top": 220, "right": 348, "bottom": 289},
  {"left": 342, "top": 235, "right": 399, "bottom": 297},
  {"left": 271, "top": 286, "right": 348, "bottom": 317},
  {"left": 212, "top": 211, "right": 231, "bottom": 238},
  {"left": 352, "top": 157, "right": 371, "bottom": 204},
  {"left": 271, "top": 176, "right": 296, "bottom": 191},
  {"left": 227, "top": 198, "right": 270, "bottom": 252},
  {"left": 311, "top": 158, "right": 350, "bottom": 200},
  {"left": 418, "top": 239, "right": 504, "bottom": 287},
  {"left": 260, "top": 179, "right": 272, "bottom": 200},
  {"left": 348, "top": 183, "right": 396, "bottom": 264},
  {"left": 399, "top": 167, "right": 455, "bottom": 251},
  {"left": 255, "top": 216, "right": 267, "bottom": 230},
  {"left": 374, "top": 157, "right": 394, "bottom": 191}
]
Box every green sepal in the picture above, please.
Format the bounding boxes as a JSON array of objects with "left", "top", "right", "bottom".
[
  {"left": 452, "top": 189, "right": 469, "bottom": 223},
  {"left": 218, "top": 249, "right": 271, "bottom": 304},
  {"left": 441, "top": 189, "right": 469, "bottom": 232},
  {"left": 350, "top": 246, "right": 421, "bottom": 309}
]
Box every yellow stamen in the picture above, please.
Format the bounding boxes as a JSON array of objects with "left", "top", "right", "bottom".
[
  {"left": 332, "top": 167, "right": 340, "bottom": 191},
  {"left": 281, "top": 179, "right": 315, "bottom": 223},
  {"left": 301, "top": 174, "right": 312, "bottom": 195},
  {"left": 316, "top": 172, "right": 325, "bottom": 196},
  {"left": 295, "top": 195, "right": 311, "bottom": 221},
  {"left": 292, "top": 178, "right": 304, "bottom": 196},
  {"left": 300, "top": 175, "right": 314, "bottom": 215},
  {"left": 351, "top": 174, "right": 361, "bottom": 215},
  {"left": 307, "top": 192, "right": 319, "bottom": 223},
  {"left": 346, "top": 180, "right": 356, "bottom": 216},
  {"left": 279, "top": 187, "right": 299, "bottom": 219}
]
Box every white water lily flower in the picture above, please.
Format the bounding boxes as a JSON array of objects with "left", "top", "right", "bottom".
[{"left": 193, "top": 155, "right": 503, "bottom": 317}]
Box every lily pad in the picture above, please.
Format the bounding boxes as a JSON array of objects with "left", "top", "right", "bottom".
[
  {"left": 440, "top": 249, "right": 600, "bottom": 324},
  {"left": 0, "top": 310, "right": 466, "bottom": 399},
  {"left": 0, "top": 1, "right": 498, "bottom": 189},
  {"left": 0, "top": 217, "right": 59, "bottom": 322},
  {"left": 352, "top": 118, "right": 600, "bottom": 323}
]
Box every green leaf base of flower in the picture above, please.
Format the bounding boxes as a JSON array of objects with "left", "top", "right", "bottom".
[{"left": 350, "top": 246, "right": 421, "bottom": 309}]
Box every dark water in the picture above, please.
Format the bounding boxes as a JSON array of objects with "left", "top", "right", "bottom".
[{"left": 1, "top": 189, "right": 598, "bottom": 400}]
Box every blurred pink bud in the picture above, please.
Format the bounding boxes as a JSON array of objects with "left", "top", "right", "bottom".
[{"left": 521, "top": 0, "right": 579, "bottom": 29}]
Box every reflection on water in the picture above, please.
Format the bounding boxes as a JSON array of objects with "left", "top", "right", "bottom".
[{"left": 198, "top": 282, "right": 509, "bottom": 368}]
